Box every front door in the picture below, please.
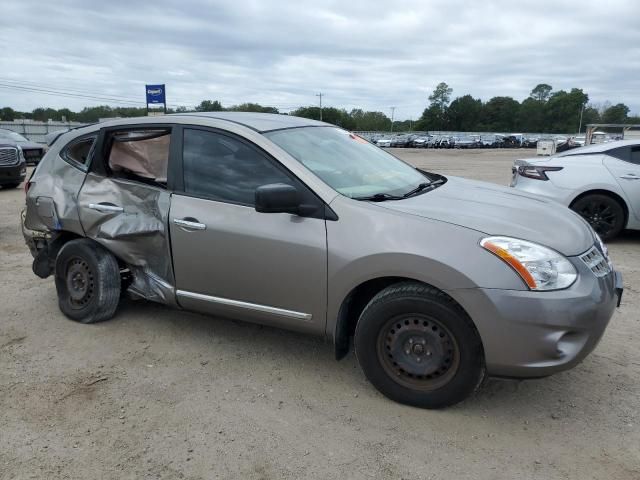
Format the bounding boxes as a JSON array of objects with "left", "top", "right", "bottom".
[{"left": 169, "top": 127, "right": 328, "bottom": 334}]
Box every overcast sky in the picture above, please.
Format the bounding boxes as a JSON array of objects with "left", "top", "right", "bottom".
[{"left": 1, "top": 0, "right": 638, "bottom": 119}]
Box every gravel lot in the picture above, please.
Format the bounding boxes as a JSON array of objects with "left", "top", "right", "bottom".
[{"left": 1, "top": 148, "right": 639, "bottom": 479}]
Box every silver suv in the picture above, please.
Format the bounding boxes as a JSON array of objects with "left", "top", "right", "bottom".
[{"left": 22, "top": 113, "right": 622, "bottom": 408}]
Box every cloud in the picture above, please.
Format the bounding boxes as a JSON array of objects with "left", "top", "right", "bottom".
[{"left": 0, "top": 0, "right": 638, "bottom": 118}]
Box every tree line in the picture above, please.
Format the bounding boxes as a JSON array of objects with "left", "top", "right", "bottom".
[
  {"left": 414, "top": 82, "right": 637, "bottom": 133},
  {"left": 1, "top": 82, "right": 637, "bottom": 133}
]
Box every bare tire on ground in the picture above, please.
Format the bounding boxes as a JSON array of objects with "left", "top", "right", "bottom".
[
  {"left": 54, "top": 238, "right": 121, "bottom": 324},
  {"left": 354, "top": 282, "right": 485, "bottom": 409},
  {"left": 571, "top": 194, "right": 625, "bottom": 241}
]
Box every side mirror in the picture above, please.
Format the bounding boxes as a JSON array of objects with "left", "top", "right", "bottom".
[{"left": 255, "top": 183, "right": 301, "bottom": 214}]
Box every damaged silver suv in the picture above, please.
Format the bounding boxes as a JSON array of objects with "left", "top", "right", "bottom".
[{"left": 23, "top": 113, "right": 622, "bottom": 408}]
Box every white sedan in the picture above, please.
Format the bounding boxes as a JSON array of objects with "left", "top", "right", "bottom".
[{"left": 510, "top": 140, "right": 640, "bottom": 240}]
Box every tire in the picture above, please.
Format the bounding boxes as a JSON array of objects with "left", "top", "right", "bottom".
[
  {"left": 571, "top": 194, "right": 625, "bottom": 241},
  {"left": 354, "top": 282, "right": 485, "bottom": 409},
  {"left": 54, "top": 239, "right": 121, "bottom": 323},
  {"left": 2, "top": 183, "right": 20, "bottom": 189}
]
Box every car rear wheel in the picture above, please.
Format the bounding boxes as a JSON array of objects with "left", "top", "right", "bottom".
[
  {"left": 2, "top": 183, "right": 20, "bottom": 189},
  {"left": 354, "top": 282, "right": 485, "bottom": 409},
  {"left": 571, "top": 194, "right": 625, "bottom": 240},
  {"left": 55, "top": 239, "right": 121, "bottom": 323}
]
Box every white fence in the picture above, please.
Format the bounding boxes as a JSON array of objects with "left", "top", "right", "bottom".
[{"left": 0, "top": 120, "right": 89, "bottom": 144}]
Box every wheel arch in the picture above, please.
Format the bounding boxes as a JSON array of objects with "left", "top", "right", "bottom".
[
  {"left": 569, "top": 188, "right": 629, "bottom": 229},
  {"left": 333, "top": 276, "right": 481, "bottom": 360},
  {"left": 32, "top": 230, "right": 85, "bottom": 278}
]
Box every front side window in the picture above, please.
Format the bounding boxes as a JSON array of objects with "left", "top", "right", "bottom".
[
  {"left": 265, "top": 127, "right": 428, "bottom": 198},
  {"left": 182, "top": 128, "right": 294, "bottom": 205}
]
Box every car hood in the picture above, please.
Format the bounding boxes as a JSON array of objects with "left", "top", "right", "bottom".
[
  {"left": 17, "top": 141, "right": 44, "bottom": 150},
  {"left": 376, "top": 176, "right": 594, "bottom": 256},
  {"left": 0, "top": 139, "right": 44, "bottom": 150}
]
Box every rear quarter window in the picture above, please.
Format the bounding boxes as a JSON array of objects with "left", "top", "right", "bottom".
[{"left": 62, "top": 135, "right": 97, "bottom": 170}]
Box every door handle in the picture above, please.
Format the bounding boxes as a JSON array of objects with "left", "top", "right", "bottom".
[
  {"left": 88, "top": 203, "right": 124, "bottom": 213},
  {"left": 173, "top": 218, "right": 207, "bottom": 231},
  {"left": 620, "top": 174, "right": 640, "bottom": 180}
]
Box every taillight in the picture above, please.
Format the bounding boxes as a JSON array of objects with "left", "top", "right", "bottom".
[
  {"left": 24, "top": 181, "right": 32, "bottom": 194},
  {"left": 517, "top": 166, "right": 563, "bottom": 180}
]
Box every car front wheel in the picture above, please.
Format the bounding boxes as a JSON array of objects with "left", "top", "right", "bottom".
[
  {"left": 354, "top": 282, "right": 485, "bottom": 409},
  {"left": 55, "top": 239, "right": 121, "bottom": 323}
]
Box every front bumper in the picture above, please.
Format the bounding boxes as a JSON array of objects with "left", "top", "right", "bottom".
[
  {"left": 0, "top": 163, "right": 26, "bottom": 185},
  {"left": 448, "top": 260, "right": 620, "bottom": 378}
]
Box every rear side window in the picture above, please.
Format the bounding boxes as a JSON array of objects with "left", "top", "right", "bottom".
[
  {"left": 62, "top": 135, "right": 97, "bottom": 170},
  {"left": 182, "top": 128, "right": 294, "bottom": 205},
  {"left": 106, "top": 129, "right": 171, "bottom": 187},
  {"left": 608, "top": 146, "right": 640, "bottom": 164}
]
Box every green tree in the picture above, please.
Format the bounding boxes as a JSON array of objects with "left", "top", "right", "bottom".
[
  {"left": 31, "top": 107, "right": 59, "bottom": 121},
  {"left": 580, "top": 105, "right": 600, "bottom": 132},
  {"left": 349, "top": 109, "right": 390, "bottom": 131},
  {"left": 601, "top": 103, "right": 630, "bottom": 124},
  {"left": 429, "top": 82, "right": 453, "bottom": 110},
  {"left": 545, "top": 88, "right": 589, "bottom": 132},
  {"left": 416, "top": 82, "right": 452, "bottom": 130},
  {"left": 446, "top": 95, "right": 482, "bottom": 131},
  {"left": 530, "top": 83, "right": 553, "bottom": 102},
  {"left": 517, "top": 97, "right": 546, "bottom": 132},
  {"left": 0, "top": 107, "right": 17, "bottom": 121},
  {"left": 195, "top": 100, "right": 224, "bottom": 112},
  {"left": 480, "top": 97, "right": 521, "bottom": 131},
  {"left": 291, "top": 106, "right": 356, "bottom": 129},
  {"left": 57, "top": 108, "right": 75, "bottom": 122},
  {"left": 227, "top": 103, "right": 278, "bottom": 114}
]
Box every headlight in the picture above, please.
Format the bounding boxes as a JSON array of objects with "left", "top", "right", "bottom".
[
  {"left": 480, "top": 236, "right": 577, "bottom": 290},
  {"left": 593, "top": 231, "right": 613, "bottom": 269}
]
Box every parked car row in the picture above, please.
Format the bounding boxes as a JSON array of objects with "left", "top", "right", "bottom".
[{"left": 371, "top": 133, "right": 542, "bottom": 149}]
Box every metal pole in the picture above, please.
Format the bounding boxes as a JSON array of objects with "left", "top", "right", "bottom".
[
  {"left": 390, "top": 106, "right": 395, "bottom": 133},
  {"left": 578, "top": 103, "right": 585, "bottom": 134},
  {"left": 316, "top": 93, "right": 323, "bottom": 121}
]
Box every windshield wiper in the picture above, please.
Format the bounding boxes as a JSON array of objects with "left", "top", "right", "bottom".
[
  {"left": 354, "top": 179, "right": 444, "bottom": 202},
  {"left": 353, "top": 192, "right": 404, "bottom": 202},
  {"left": 402, "top": 179, "right": 444, "bottom": 198}
]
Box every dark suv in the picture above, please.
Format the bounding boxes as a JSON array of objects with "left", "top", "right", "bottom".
[{"left": 0, "top": 144, "right": 27, "bottom": 189}]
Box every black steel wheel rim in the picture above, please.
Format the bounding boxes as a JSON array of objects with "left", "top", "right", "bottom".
[
  {"left": 377, "top": 313, "right": 460, "bottom": 391},
  {"left": 65, "top": 257, "right": 95, "bottom": 309},
  {"left": 577, "top": 200, "right": 618, "bottom": 236}
]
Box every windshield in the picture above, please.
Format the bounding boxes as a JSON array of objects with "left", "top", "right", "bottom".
[
  {"left": 265, "top": 127, "right": 428, "bottom": 198},
  {"left": 0, "top": 130, "right": 28, "bottom": 142}
]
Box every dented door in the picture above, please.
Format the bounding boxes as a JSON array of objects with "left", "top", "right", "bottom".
[{"left": 76, "top": 125, "right": 177, "bottom": 305}]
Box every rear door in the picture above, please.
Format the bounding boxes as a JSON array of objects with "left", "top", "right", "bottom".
[
  {"left": 603, "top": 146, "right": 640, "bottom": 220},
  {"left": 76, "top": 124, "right": 178, "bottom": 303},
  {"left": 169, "top": 126, "right": 328, "bottom": 334}
]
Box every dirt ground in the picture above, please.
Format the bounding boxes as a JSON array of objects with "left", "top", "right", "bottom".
[{"left": 1, "top": 148, "right": 639, "bottom": 480}]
